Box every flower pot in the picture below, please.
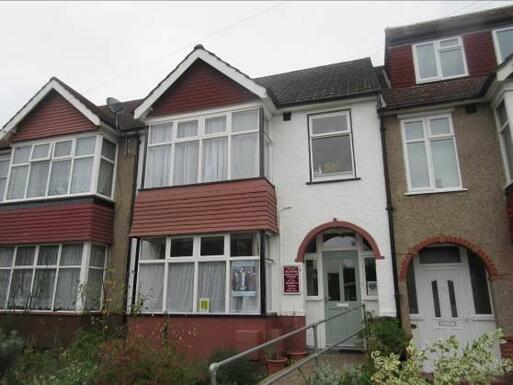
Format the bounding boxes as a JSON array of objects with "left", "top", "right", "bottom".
[
  {"left": 287, "top": 350, "right": 306, "bottom": 361},
  {"left": 266, "top": 357, "right": 288, "bottom": 375}
]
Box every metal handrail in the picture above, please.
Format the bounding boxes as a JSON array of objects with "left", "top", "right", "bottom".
[{"left": 209, "top": 304, "right": 366, "bottom": 385}]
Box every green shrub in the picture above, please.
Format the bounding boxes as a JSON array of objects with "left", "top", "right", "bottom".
[
  {"left": 307, "top": 366, "right": 371, "bottom": 385},
  {"left": 208, "top": 348, "right": 264, "bottom": 385},
  {"left": 0, "top": 329, "right": 24, "bottom": 380}
]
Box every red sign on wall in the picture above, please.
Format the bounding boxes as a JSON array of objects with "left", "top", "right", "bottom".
[{"left": 283, "top": 265, "right": 300, "bottom": 294}]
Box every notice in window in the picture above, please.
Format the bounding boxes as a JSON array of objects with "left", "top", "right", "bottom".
[
  {"left": 283, "top": 265, "right": 300, "bottom": 294},
  {"left": 198, "top": 297, "right": 210, "bottom": 313},
  {"left": 231, "top": 261, "right": 257, "bottom": 297}
]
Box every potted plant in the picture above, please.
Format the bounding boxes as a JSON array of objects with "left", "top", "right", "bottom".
[{"left": 265, "top": 345, "right": 288, "bottom": 375}]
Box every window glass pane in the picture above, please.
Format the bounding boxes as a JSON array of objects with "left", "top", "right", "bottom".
[
  {"left": 497, "top": 102, "right": 509, "bottom": 126},
  {"left": 15, "top": 246, "right": 36, "bottom": 266},
  {"left": 496, "top": 28, "right": 513, "bottom": 62},
  {"left": 416, "top": 43, "right": 438, "bottom": 79},
  {"left": 202, "top": 137, "right": 227, "bottom": 182},
  {"left": 31, "top": 269, "right": 56, "bottom": 310},
  {"left": 98, "top": 159, "right": 114, "bottom": 196},
  {"left": 230, "top": 260, "right": 258, "bottom": 313},
  {"left": 166, "top": 263, "right": 194, "bottom": 312},
  {"left": 48, "top": 160, "right": 71, "bottom": 196},
  {"left": 145, "top": 145, "right": 170, "bottom": 188},
  {"left": 138, "top": 264, "right": 164, "bottom": 312},
  {"left": 205, "top": 116, "right": 227, "bottom": 134},
  {"left": 70, "top": 157, "right": 93, "bottom": 193},
  {"left": 173, "top": 141, "right": 199, "bottom": 185},
  {"left": 0, "top": 160, "right": 8, "bottom": 178},
  {"left": 13, "top": 146, "right": 31, "bottom": 164},
  {"left": 323, "top": 232, "right": 356, "bottom": 248},
  {"left": 500, "top": 125, "right": 513, "bottom": 180},
  {"left": 406, "top": 142, "right": 430, "bottom": 188},
  {"left": 198, "top": 262, "right": 226, "bottom": 313},
  {"left": 342, "top": 258, "right": 357, "bottom": 301},
  {"left": 419, "top": 246, "right": 461, "bottom": 264},
  {"left": 312, "top": 135, "right": 353, "bottom": 177},
  {"left": 32, "top": 144, "right": 50, "bottom": 160},
  {"left": 231, "top": 233, "right": 259, "bottom": 257},
  {"left": 27, "top": 161, "right": 50, "bottom": 197},
  {"left": 364, "top": 258, "right": 377, "bottom": 296},
  {"left": 170, "top": 238, "right": 193, "bottom": 258},
  {"left": 90, "top": 245, "right": 106, "bottom": 267},
  {"left": 440, "top": 48, "right": 465, "bottom": 77},
  {"left": 326, "top": 259, "right": 340, "bottom": 302},
  {"left": 101, "top": 139, "right": 116, "bottom": 161},
  {"left": 431, "top": 138, "right": 460, "bottom": 188},
  {"left": 439, "top": 38, "right": 459, "bottom": 48},
  {"left": 149, "top": 123, "right": 172, "bottom": 144},
  {"left": 60, "top": 244, "right": 83, "bottom": 266},
  {"left": 306, "top": 259, "right": 319, "bottom": 296},
  {"left": 140, "top": 238, "right": 166, "bottom": 260},
  {"left": 0, "top": 247, "right": 14, "bottom": 267},
  {"left": 311, "top": 114, "right": 348, "bottom": 135},
  {"left": 54, "top": 141, "right": 72, "bottom": 157},
  {"left": 264, "top": 136, "right": 271, "bottom": 179},
  {"left": 232, "top": 109, "right": 258, "bottom": 133},
  {"left": 54, "top": 268, "right": 80, "bottom": 310},
  {"left": 447, "top": 280, "right": 458, "bottom": 318},
  {"left": 404, "top": 121, "right": 424, "bottom": 140},
  {"left": 0, "top": 271, "right": 9, "bottom": 308},
  {"left": 85, "top": 269, "right": 103, "bottom": 310},
  {"left": 201, "top": 236, "right": 225, "bottom": 256},
  {"left": 407, "top": 262, "right": 418, "bottom": 314},
  {"left": 8, "top": 269, "right": 33, "bottom": 309},
  {"left": 7, "top": 165, "right": 29, "bottom": 199},
  {"left": 177, "top": 120, "right": 198, "bottom": 138},
  {"left": 429, "top": 118, "right": 451, "bottom": 135},
  {"left": 75, "top": 137, "right": 96, "bottom": 156},
  {"left": 38, "top": 246, "right": 59, "bottom": 265},
  {"left": 431, "top": 280, "right": 441, "bottom": 318},
  {"left": 468, "top": 251, "right": 492, "bottom": 314},
  {"left": 0, "top": 179, "right": 5, "bottom": 202},
  {"left": 231, "top": 133, "right": 258, "bottom": 179}
]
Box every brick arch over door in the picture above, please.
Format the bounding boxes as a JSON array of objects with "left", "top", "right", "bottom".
[
  {"left": 296, "top": 220, "right": 383, "bottom": 263},
  {"left": 399, "top": 235, "right": 499, "bottom": 281}
]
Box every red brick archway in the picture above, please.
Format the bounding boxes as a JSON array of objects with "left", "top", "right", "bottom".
[
  {"left": 399, "top": 235, "right": 499, "bottom": 281},
  {"left": 296, "top": 219, "right": 383, "bottom": 263}
]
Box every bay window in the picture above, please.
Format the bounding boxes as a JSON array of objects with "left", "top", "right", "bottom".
[
  {"left": 137, "top": 233, "right": 261, "bottom": 314},
  {"left": 402, "top": 114, "right": 462, "bottom": 192},
  {"left": 494, "top": 26, "right": 513, "bottom": 63},
  {"left": 495, "top": 100, "right": 513, "bottom": 183},
  {"left": 144, "top": 107, "right": 264, "bottom": 188},
  {"left": 413, "top": 37, "right": 468, "bottom": 83},
  {"left": 3, "top": 135, "right": 116, "bottom": 201},
  {"left": 0, "top": 242, "right": 107, "bottom": 311}
]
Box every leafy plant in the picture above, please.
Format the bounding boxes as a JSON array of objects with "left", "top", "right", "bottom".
[
  {"left": 307, "top": 366, "right": 371, "bottom": 385},
  {"left": 209, "top": 348, "right": 264, "bottom": 385},
  {"left": 0, "top": 329, "right": 24, "bottom": 380}
]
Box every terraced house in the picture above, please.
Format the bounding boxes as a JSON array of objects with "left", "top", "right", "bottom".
[{"left": 0, "top": 4, "right": 512, "bottom": 365}]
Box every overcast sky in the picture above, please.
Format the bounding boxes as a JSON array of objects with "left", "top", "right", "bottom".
[{"left": 1, "top": 0, "right": 512, "bottom": 126}]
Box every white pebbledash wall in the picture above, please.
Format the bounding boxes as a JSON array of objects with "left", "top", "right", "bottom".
[{"left": 267, "top": 96, "right": 396, "bottom": 346}]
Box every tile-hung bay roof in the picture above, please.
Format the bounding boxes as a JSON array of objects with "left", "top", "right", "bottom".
[{"left": 256, "top": 58, "right": 380, "bottom": 108}]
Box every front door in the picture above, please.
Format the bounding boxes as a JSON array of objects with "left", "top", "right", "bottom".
[{"left": 323, "top": 250, "right": 363, "bottom": 349}]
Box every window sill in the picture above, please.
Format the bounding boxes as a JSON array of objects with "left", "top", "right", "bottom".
[
  {"left": 415, "top": 74, "right": 468, "bottom": 85},
  {"left": 140, "top": 176, "right": 272, "bottom": 191},
  {"left": 0, "top": 193, "right": 115, "bottom": 206},
  {"left": 129, "top": 312, "right": 265, "bottom": 318},
  {"left": 404, "top": 188, "right": 467, "bottom": 196},
  {"left": 0, "top": 310, "right": 101, "bottom": 315},
  {"left": 306, "top": 177, "right": 361, "bottom": 185}
]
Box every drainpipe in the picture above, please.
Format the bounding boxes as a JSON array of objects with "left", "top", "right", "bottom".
[{"left": 377, "top": 95, "right": 401, "bottom": 319}]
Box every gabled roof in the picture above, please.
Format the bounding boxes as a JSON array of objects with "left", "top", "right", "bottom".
[
  {"left": 134, "top": 45, "right": 270, "bottom": 120},
  {"left": 256, "top": 58, "right": 380, "bottom": 108}
]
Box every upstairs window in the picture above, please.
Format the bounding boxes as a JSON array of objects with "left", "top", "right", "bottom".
[
  {"left": 494, "top": 26, "right": 513, "bottom": 63},
  {"left": 308, "top": 110, "right": 355, "bottom": 182},
  {"left": 402, "top": 114, "right": 462, "bottom": 193},
  {"left": 0, "top": 154, "right": 9, "bottom": 202},
  {"left": 145, "top": 107, "right": 264, "bottom": 188},
  {"left": 495, "top": 100, "right": 513, "bottom": 183},
  {"left": 3, "top": 135, "right": 116, "bottom": 202},
  {"left": 413, "top": 37, "right": 468, "bottom": 83}
]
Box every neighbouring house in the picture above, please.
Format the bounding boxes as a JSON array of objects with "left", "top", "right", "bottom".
[
  {"left": 379, "top": 5, "right": 513, "bottom": 365},
  {"left": 0, "top": 3, "right": 511, "bottom": 365}
]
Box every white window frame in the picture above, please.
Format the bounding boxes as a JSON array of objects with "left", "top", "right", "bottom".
[
  {"left": 494, "top": 98, "right": 513, "bottom": 184},
  {"left": 412, "top": 36, "right": 469, "bottom": 84},
  {"left": 137, "top": 233, "right": 261, "bottom": 315},
  {"left": 493, "top": 26, "right": 513, "bottom": 64},
  {"left": 0, "top": 241, "right": 108, "bottom": 313},
  {"left": 308, "top": 110, "right": 356, "bottom": 182},
  {"left": 401, "top": 113, "right": 463, "bottom": 194},
  {"left": 144, "top": 106, "right": 262, "bottom": 188},
  {"left": 2, "top": 133, "right": 117, "bottom": 203}
]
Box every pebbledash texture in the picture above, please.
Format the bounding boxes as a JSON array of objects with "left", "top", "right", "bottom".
[{"left": 0, "top": 4, "right": 512, "bottom": 366}]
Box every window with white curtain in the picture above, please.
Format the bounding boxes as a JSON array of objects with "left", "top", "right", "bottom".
[
  {"left": 144, "top": 107, "right": 263, "bottom": 188},
  {"left": 413, "top": 37, "right": 468, "bottom": 83},
  {"left": 3, "top": 135, "right": 117, "bottom": 201},
  {"left": 137, "top": 233, "right": 261, "bottom": 314},
  {"left": 0, "top": 242, "right": 107, "bottom": 312},
  {"left": 402, "top": 114, "right": 462, "bottom": 192},
  {"left": 495, "top": 100, "right": 513, "bottom": 183},
  {"left": 494, "top": 26, "right": 513, "bottom": 63}
]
